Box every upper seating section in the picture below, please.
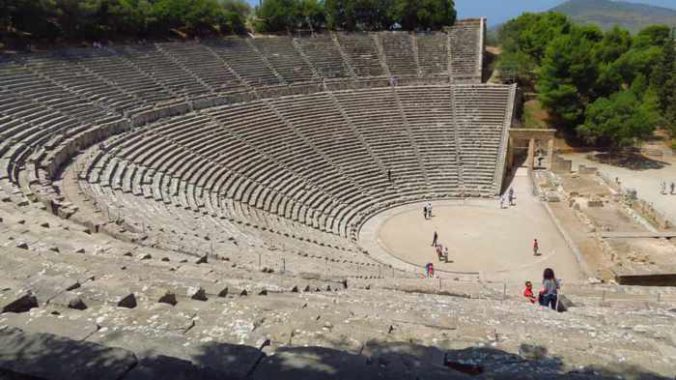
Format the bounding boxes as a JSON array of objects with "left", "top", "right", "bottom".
[
  {"left": 448, "top": 19, "right": 484, "bottom": 83},
  {"left": 1, "top": 22, "right": 484, "bottom": 114}
]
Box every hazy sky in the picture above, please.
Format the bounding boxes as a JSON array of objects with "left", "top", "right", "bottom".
[
  {"left": 245, "top": 0, "right": 675, "bottom": 27},
  {"left": 455, "top": 0, "right": 676, "bottom": 27}
]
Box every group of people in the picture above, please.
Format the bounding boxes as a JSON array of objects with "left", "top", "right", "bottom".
[
  {"left": 500, "top": 188, "right": 516, "bottom": 209},
  {"left": 660, "top": 181, "right": 675, "bottom": 195},
  {"left": 524, "top": 268, "right": 561, "bottom": 310},
  {"left": 423, "top": 202, "right": 433, "bottom": 220}
]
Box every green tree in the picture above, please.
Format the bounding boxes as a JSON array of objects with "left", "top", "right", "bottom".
[
  {"left": 255, "top": 0, "right": 300, "bottom": 33},
  {"left": 390, "top": 0, "right": 455, "bottom": 31},
  {"left": 537, "top": 25, "right": 600, "bottom": 129},
  {"left": 298, "top": 0, "right": 325, "bottom": 30},
  {"left": 650, "top": 41, "right": 675, "bottom": 132},
  {"left": 577, "top": 90, "right": 661, "bottom": 148},
  {"left": 325, "top": 0, "right": 393, "bottom": 31},
  {"left": 496, "top": 12, "right": 572, "bottom": 85}
]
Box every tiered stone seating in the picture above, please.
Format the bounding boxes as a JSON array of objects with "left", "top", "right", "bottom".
[
  {"left": 75, "top": 84, "right": 513, "bottom": 244},
  {"left": 448, "top": 19, "right": 484, "bottom": 83},
  {"left": 155, "top": 42, "right": 248, "bottom": 94},
  {"left": 453, "top": 84, "right": 513, "bottom": 194},
  {"left": 115, "top": 44, "right": 210, "bottom": 97},
  {"left": 0, "top": 61, "right": 121, "bottom": 189},
  {"left": 294, "top": 35, "right": 351, "bottom": 78},
  {"left": 395, "top": 86, "right": 459, "bottom": 193},
  {"left": 379, "top": 32, "right": 418, "bottom": 77},
  {"left": 335, "top": 33, "right": 384, "bottom": 77},
  {"left": 1, "top": 216, "right": 674, "bottom": 379},
  {"left": 250, "top": 37, "right": 315, "bottom": 83},
  {"left": 416, "top": 32, "right": 448, "bottom": 79},
  {"left": 3, "top": 22, "right": 676, "bottom": 380},
  {"left": 205, "top": 38, "right": 282, "bottom": 86},
  {"left": 19, "top": 52, "right": 141, "bottom": 112}
]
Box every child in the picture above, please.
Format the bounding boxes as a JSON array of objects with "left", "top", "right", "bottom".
[
  {"left": 533, "top": 238, "right": 539, "bottom": 256},
  {"left": 523, "top": 281, "right": 536, "bottom": 303}
]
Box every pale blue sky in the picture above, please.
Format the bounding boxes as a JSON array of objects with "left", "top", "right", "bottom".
[
  {"left": 454, "top": 0, "right": 675, "bottom": 27},
  {"left": 245, "top": 0, "right": 676, "bottom": 27}
]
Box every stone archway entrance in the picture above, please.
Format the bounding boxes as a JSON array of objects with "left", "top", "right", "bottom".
[{"left": 507, "top": 129, "right": 556, "bottom": 171}]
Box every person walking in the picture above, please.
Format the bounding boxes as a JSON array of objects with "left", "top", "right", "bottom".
[
  {"left": 427, "top": 202, "right": 433, "bottom": 218},
  {"left": 533, "top": 238, "right": 539, "bottom": 256},
  {"left": 387, "top": 169, "right": 392, "bottom": 183},
  {"left": 423, "top": 205, "right": 428, "bottom": 220},
  {"left": 661, "top": 181, "right": 667, "bottom": 195},
  {"left": 671, "top": 182, "right": 675, "bottom": 195},
  {"left": 508, "top": 188, "right": 515, "bottom": 206},
  {"left": 432, "top": 231, "right": 438, "bottom": 247}
]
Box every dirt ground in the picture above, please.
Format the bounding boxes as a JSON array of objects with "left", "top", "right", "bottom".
[{"left": 372, "top": 172, "right": 585, "bottom": 284}]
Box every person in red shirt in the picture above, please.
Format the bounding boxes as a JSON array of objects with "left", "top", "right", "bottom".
[{"left": 523, "top": 281, "right": 537, "bottom": 303}]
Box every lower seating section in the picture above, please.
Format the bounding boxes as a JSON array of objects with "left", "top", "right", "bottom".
[
  {"left": 396, "top": 86, "right": 459, "bottom": 193},
  {"left": 77, "top": 85, "right": 513, "bottom": 246},
  {"left": 0, "top": 61, "right": 122, "bottom": 191},
  {"left": 453, "top": 84, "right": 513, "bottom": 194},
  {"left": 0, "top": 204, "right": 674, "bottom": 379}
]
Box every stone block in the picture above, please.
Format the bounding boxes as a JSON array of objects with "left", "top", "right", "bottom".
[{"left": 2, "top": 293, "right": 38, "bottom": 314}]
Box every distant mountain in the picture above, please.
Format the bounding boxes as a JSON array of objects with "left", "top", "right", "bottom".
[{"left": 551, "top": 0, "right": 676, "bottom": 34}]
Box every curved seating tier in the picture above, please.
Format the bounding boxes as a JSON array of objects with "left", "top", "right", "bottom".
[
  {"left": 0, "top": 21, "right": 495, "bottom": 271},
  {"left": 79, "top": 85, "right": 514, "bottom": 249}
]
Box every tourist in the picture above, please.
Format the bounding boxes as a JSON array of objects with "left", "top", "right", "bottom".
[
  {"left": 508, "top": 188, "right": 515, "bottom": 206},
  {"left": 436, "top": 243, "right": 443, "bottom": 260},
  {"left": 443, "top": 246, "right": 449, "bottom": 263},
  {"left": 523, "top": 281, "right": 536, "bottom": 303},
  {"left": 539, "top": 268, "right": 559, "bottom": 310},
  {"left": 425, "top": 262, "right": 434, "bottom": 278},
  {"left": 423, "top": 205, "right": 428, "bottom": 220},
  {"left": 432, "top": 231, "right": 438, "bottom": 246},
  {"left": 671, "top": 182, "right": 675, "bottom": 195},
  {"left": 427, "top": 202, "right": 433, "bottom": 218},
  {"left": 532, "top": 238, "right": 539, "bottom": 256},
  {"left": 660, "top": 181, "right": 666, "bottom": 195},
  {"left": 500, "top": 196, "right": 505, "bottom": 209}
]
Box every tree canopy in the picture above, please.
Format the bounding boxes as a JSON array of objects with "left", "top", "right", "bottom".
[
  {"left": 263, "top": 0, "right": 455, "bottom": 32},
  {"left": 1, "top": 0, "right": 251, "bottom": 44},
  {"left": 2, "top": 0, "right": 457, "bottom": 43},
  {"left": 498, "top": 12, "right": 675, "bottom": 147}
]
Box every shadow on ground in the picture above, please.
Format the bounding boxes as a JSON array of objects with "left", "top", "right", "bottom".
[
  {"left": 0, "top": 326, "right": 670, "bottom": 379},
  {"left": 588, "top": 152, "right": 670, "bottom": 171}
]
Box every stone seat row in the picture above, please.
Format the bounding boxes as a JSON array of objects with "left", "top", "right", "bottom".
[{"left": 78, "top": 85, "right": 512, "bottom": 248}]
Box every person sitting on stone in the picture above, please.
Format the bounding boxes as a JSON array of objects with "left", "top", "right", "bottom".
[
  {"left": 539, "top": 268, "right": 559, "bottom": 310},
  {"left": 523, "top": 281, "right": 536, "bottom": 303}
]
